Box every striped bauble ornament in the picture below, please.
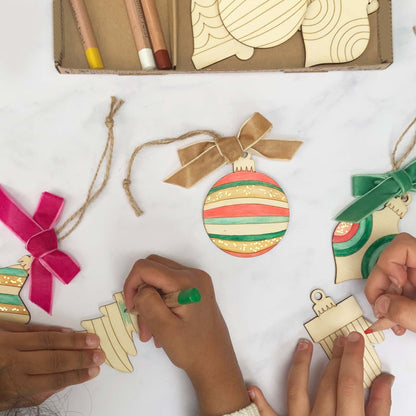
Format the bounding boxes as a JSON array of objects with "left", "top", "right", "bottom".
[{"left": 203, "top": 167, "right": 289, "bottom": 257}]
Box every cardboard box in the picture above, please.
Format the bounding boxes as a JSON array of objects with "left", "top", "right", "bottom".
[{"left": 53, "top": 0, "right": 393, "bottom": 74}]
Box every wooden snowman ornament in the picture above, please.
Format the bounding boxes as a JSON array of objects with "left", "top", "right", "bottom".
[{"left": 203, "top": 154, "right": 290, "bottom": 257}]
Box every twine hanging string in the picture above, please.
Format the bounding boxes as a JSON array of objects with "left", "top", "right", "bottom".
[
  {"left": 391, "top": 116, "right": 416, "bottom": 170},
  {"left": 57, "top": 96, "right": 124, "bottom": 241},
  {"left": 123, "top": 130, "right": 221, "bottom": 217}
]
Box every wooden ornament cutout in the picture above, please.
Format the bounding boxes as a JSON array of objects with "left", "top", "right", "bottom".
[
  {"left": 333, "top": 195, "right": 411, "bottom": 283},
  {"left": 302, "top": 0, "right": 374, "bottom": 67},
  {"left": 0, "top": 256, "right": 32, "bottom": 324},
  {"left": 191, "top": 0, "right": 254, "bottom": 70},
  {"left": 218, "top": 0, "right": 309, "bottom": 48},
  {"left": 81, "top": 292, "right": 139, "bottom": 373},
  {"left": 304, "top": 289, "right": 384, "bottom": 388},
  {"left": 203, "top": 154, "right": 289, "bottom": 257}
]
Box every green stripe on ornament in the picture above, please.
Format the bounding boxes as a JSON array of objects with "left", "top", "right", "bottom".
[
  {"left": 333, "top": 215, "right": 373, "bottom": 257},
  {"left": 0, "top": 293, "right": 24, "bottom": 306},
  {"left": 204, "top": 216, "right": 289, "bottom": 225},
  {"left": 208, "top": 230, "right": 286, "bottom": 242},
  {"left": 0, "top": 267, "right": 27, "bottom": 277},
  {"left": 208, "top": 181, "right": 283, "bottom": 195},
  {"left": 361, "top": 234, "right": 397, "bottom": 279}
]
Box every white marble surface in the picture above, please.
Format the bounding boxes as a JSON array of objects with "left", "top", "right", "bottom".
[{"left": 1, "top": 1, "right": 416, "bottom": 415}]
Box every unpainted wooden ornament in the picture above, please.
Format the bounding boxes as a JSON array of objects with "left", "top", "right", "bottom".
[
  {"left": 203, "top": 154, "right": 289, "bottom": 257},
  {"left": 191, "top": 0, "right": 254, "bottom": 69},
  {"left": 81, "top": 292, "right": 139, "bottom": 373},
  {"left": 302, "top": 0, "right": 379, "bottom": 67},
  {"left": 304, "top": 289, "right": 384, "bottom": 388},
  {"left": 0, "top": 256, "right": 32, "bottom": 324},
  {"left": 218, "top": 0, "right": 309, "bottom": 48},
  {"left": 333, "top": 195, "right": 411, "bottom": 283}
]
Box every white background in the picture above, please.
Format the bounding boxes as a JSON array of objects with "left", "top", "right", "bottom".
[{"left": 1, "top": 1, "right": 416, "bottom": 415}]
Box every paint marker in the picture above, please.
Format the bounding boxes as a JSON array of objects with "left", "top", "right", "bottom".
[
  {"left": 124, "top": 0, "right": 156, "bottom": 70},
  {"left": 141, "top": 0, "right": 172, "bottom": 69},
  {"left": 128, "top": 288, "right": 201, "bottom": 314},
  {"left": 69, "top": 0, "right": 104, "bottom": 69}
]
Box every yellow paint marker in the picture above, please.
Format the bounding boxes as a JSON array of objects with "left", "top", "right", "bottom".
[{"left": 69, "top": 0, "right": 104, "bottom": 69}]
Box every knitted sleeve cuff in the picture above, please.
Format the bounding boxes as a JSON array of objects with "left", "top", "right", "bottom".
[{"left": 222, "top": 403, "right": 260, "bottom": 416}]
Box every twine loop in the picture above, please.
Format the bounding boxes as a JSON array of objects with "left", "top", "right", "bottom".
[{"left": 105, "top": 117, "right": 114, "bottom": 129}]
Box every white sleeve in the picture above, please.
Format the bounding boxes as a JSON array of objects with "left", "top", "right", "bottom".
[{"left": 222, "top": 403, "right": 260, "bottom": 416}]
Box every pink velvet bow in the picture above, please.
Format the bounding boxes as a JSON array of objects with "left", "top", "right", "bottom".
[{"left": 0, "top": 186, "right": 80, "bottom": 314}]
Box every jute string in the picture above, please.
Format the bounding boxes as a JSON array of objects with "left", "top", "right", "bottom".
[
  {"left": 391, "top": 116, "right": 416, "bottom": 170},
  {"left": 123, "top": 130, "right": 220, "bottom": 217},
  {"left": 57, "top": 96, "right": 124, "bottom": 241}
]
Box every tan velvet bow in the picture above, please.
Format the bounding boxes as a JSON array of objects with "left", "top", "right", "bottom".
[{"left": 164, "top": 113, "right": 302, "bottom": 188}]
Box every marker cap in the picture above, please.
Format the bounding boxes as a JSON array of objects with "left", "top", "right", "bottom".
[
  {"left": 138, "top": 48, "right": 157, "bottom": 70},
  {"left": 85, "top": 47, "right": 104, "bottom": 69},
  {"left": 177, "top": 288, "right": 201, "bottom": 305}
]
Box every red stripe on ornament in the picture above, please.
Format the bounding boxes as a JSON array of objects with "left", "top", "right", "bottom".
[
  {"left": 203, "top": 204, "right": 289, "bottom": 218},
  {"left": 332, "top": 222, "right": 360, "bottom": 243},
  {"left": 212, "top": 171, "right": 280, "bottom": 188},
  {"left": 223, "top": 246, "right": 275, "bottom": 257}
]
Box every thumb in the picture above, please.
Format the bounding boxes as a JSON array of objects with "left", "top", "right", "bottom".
[
  {"left": 374, "top": 294, "right": 416, "bottom": 332},
  {"left": 247, "top": 386, "right": 280, "bottom": 416}
]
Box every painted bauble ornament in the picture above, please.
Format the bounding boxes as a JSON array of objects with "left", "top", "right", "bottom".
[
  {"left": 218, "top": 0, "right": 308, "bottom": 48},
  {"left": 333, "top": 194, "right": 411, "bottom": 283},
  {"left": 203, "top": 155, "right": 289, "bottom": 257}
]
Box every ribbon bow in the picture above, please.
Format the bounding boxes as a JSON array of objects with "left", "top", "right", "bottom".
[
  {"left": 0, "top": 186, "right": 80, "bottom": 314},
  {"left": 336, "top": 158, "right": 416, "bottom": 223},
  {"left": 165, "top": 113, "right": 302, "bottom": 188}
]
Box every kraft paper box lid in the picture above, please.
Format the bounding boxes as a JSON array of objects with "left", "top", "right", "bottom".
[{"left": 54, "top": 0, "right": 393, "bottom": 75}]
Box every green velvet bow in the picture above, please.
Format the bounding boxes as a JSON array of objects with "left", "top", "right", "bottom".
[{"left": 336, "top": 158, "right": 416, "bottom": 223}]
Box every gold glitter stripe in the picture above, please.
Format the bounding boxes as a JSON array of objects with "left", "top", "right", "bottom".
[
  {"left": 0, "top": 275, "right": 26, "bottom": 287},
  {"left": 211, "top": 236, "right": 284, "bottom": 254},
  {"left": 205, "top": 185, "right": 287, "bottom": 204},
  {"left": 0, "top": 303, "right": 28, "bottom": 315}
]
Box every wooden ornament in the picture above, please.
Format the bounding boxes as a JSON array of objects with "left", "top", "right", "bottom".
[
  {"left": 302, "top": 0, "right": 374, "bottom": 67},
  {"left": 203, "top": 155, "right": 289, "bottom": 257},
  {"left": 81, "top": 292, "right": 139, "bottom": 373},
  {"left": 333, "top": 195, "right": 411, "bottom": 283},
  {"left": 0, "top": 256, "right": 31, "bottom": 324},
  {"left": 218, "top": 0, "right": 309, "bottom": 48},
  {"left": 191, "top": 0, "right": 254, "bottom": 69},
  {"left": 304, "top": 289, "right": 384, "bottom": 388}
]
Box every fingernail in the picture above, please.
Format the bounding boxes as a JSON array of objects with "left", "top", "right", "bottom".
[
  {"left": 375, "top": 295, "right": 391, "bottom": 316},
  {"left": 347, "top": 332, "right": 361, "bottom": 343},
  {"left": 247, "top": 388, "right": 256, "bottom": 400},
  {"left": 60, "top": 327, "right": 74, "bottom": 333},
  {"left": 88, "top": 367, "right": 100, "bottom": 378},
  {"left": 387, "top": 375, "right": 395, "bottom": 387},
  {"left": 296, "top": 339, "right": 310, "bottom": 351},
  {"left": 93, "top": 351, "right": 106, "bottom": 365},
  {"left": 388, "top": 276, "right": 401, "bottom": 288},
  {"left": 86, "top": 335, "right": 100, "bottom": 348},
  {"left": 336, "top": 336, "right": 346, "bottom": 347}
]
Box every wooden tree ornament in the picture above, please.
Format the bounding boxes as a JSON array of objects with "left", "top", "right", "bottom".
[
  {"left": 203, "top": 154, "right": 290, "bottom": 257},
  {"left": 304, "top": 289, "right": 384, "bottom": 388},
  {"left": 333, "top": 195, "right": 411, "bottom": 283},
  {"left": 191, "top": 0, "right": 254, "bottom": 69},
  {"left": 81, "top": 292, "right": 139, "bottom": 373},
  {"left": 302, "top": 0, "right": 379, "bottom": 67},
  {"left": 0, "top": 256, "right": 32, "bottom": 324}
]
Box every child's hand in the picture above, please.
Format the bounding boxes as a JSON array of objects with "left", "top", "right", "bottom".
[
  {"left": 365, "top": 233, "right": 416, "bottom": 335},
  {"left": 248, "top": 333, "right": 393, "bottom": 416},
  {"left": 0, "top": 320, "right": 104, "bottom": 410},
  {"left": 123, "top": 255, "right": 250, "bottom": 416}
]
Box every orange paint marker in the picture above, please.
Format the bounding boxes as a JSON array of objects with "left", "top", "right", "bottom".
[
  {"left": 141, "top": 0, "right": 172, "bottom": 70},
  {"left": 69, "top": 0, "right": 104, "bottom": 69}
]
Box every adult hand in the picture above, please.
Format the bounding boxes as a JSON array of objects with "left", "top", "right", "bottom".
[
  {"left": 365, "top": 233, "right": 416, "bottom": 335},
  {"left": 0, "top": 320, "right": 104, "bottom": 410},
  {"left": 123, "top": 255, "right": 250, "bottom": 416},
  {"left": 248, "top": 333, "right": 393, "bottom": 416}
]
